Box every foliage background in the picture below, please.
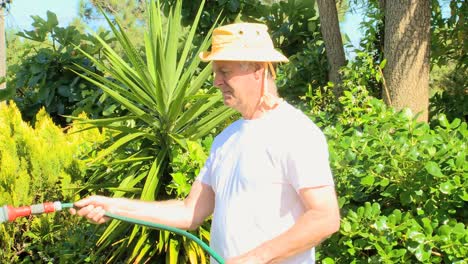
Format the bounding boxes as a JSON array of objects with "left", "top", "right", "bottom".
[
  {"left": 0, "top": 0, "right": 466, "bottom": 263},
  {"left": 0, "top": 102, "right": 107, "bottom": 262}
]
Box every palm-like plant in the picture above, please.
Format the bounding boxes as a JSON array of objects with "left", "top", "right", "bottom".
[{"left": 73, "top": 0, "right": 233, "bottom": 262}]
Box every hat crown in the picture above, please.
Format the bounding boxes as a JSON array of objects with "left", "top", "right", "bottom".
[
  {"left": 212, "top": 23, "right": 274, "bottom": 50},
  {"left": 199, "top": 22, "right": 288, "bottom": 62}
]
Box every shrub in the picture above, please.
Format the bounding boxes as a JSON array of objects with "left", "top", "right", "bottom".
[
  {"left": 6, "top": 11, "right": 119, "bottom": 127},
  {"left": 430, "top": 64, "right": 468, "bottom": 123},
  {"left": 0, "top": 102, "right": 106, "bottom": 262},
  {"left": 162, "top": 138, "right": 213, "bottom": 264},
  {"left": 163, "top": 83, "right": 467, "bottom": 263},
  {"left": 307, "top": 87, "right": 467, "bottom": 263}
]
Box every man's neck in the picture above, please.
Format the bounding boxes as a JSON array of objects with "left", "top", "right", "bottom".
[
  {"left": 243, "top": 109, "right": 266, "bottom": 120},
  {"left": 241, "top": 96, "right": 283, "bottom": 120}
]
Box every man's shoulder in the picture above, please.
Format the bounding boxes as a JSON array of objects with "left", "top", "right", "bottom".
[
  {"left": 275, "top": 102, "right": 322, "bottom": 134},
  {"left": 211, "top": 119, "right": 243, "bottom": 147}
]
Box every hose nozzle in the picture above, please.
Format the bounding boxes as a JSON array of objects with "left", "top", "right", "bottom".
[{"left": 0, "top": 202, "right": 64, "bottom": 223}]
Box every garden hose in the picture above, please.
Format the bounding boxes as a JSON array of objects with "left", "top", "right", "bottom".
[{"left": 0, "top": 201, "right": 224, "bottom": 264}]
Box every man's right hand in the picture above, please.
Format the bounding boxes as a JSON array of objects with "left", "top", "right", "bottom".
[{"left": 70, "top": 195, "right": 115, "bottom": 224}]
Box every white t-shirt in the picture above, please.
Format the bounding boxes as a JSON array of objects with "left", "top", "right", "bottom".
[{"left": 197, "top": 101, "right": 334, "bottom": 263}]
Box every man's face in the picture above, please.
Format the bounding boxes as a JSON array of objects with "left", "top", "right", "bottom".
[{"left": 212, "top": 61, "right": 262, "bottom": 115}]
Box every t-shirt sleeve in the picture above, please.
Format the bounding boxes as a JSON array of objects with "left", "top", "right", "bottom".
[
  {"left": 286, "top": 124, "right": 334, "bottom": 191},
  {"left": 196, "top": 152, "right": 214, "bottom": 187}
]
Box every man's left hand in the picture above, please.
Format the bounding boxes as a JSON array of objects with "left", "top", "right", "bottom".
[{"left": 226, "top": 252, "right": 266, "bottom": 264}]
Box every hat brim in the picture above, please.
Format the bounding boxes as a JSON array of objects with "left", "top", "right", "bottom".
[{"left": 199, "top": 47, "right": 289, "bottom": 63}]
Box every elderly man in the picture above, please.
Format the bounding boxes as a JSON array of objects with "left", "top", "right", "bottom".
[{"left": 72, "top": 23, "right": 340, "bottom": 264}]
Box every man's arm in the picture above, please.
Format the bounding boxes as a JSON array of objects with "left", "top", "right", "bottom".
[
  {"left": 227, "top": 185, "right": 340, "bottom": 264},
  {"left": 71, "top": 180, "right": 215, "bottom": 230}
]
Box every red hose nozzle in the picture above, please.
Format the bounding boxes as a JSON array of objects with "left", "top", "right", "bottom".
[{"left": 0, "top": 202, "right": 63, "bottom": 223}]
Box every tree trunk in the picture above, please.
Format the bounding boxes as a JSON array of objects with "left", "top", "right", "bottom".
[
  {"left": 316, "top": 0, "right": 346, "bottom": 97},
  {"left": 0, "top": 6, "right": 6, "bottom": 90},
  {"left": 383, "top": 0, "right": 430, "bottom": 122}
]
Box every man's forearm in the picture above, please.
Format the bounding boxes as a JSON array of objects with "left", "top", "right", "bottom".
[
  {"left": 110, "top": 198, "right": 194, "bottom": 229},
  {"left": 73, "top": 182, "right": 214, "bottom": 229},
  {"left": 257, "top": 209, "right": 340, "bottom": 263},
  {"left": 225, "top": 186, "right": 341, "bottom": 264}
]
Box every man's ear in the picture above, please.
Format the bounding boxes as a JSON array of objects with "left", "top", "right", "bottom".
[{"left": 253, "top": 62, "right": 265, "bottom": 80}]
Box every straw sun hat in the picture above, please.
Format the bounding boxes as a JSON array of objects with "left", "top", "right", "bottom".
[{"left": 199, "top": 23, "right": 289, "bottom": 63}]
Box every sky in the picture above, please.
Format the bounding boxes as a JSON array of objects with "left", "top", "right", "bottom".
[
  {"left": 5, "top": 0, "right": 80, "bottom": 31},
  {"left": 3, "top": 0, "right": 451, "bottom": 54},
  {"left": 4, "top": 0, "right": 364, "bottom": 58}
]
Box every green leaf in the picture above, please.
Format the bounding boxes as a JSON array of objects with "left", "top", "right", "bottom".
[
  {"left": 57, "top": 85, "right": 70, "bottom": 97},
  {"left": 390, "top": 249, "right": 407, "bottom": 258},
  {"left": 379, "top": 59, "right": 387, "bottom": 69},
  {"left": 407, "top": 230, "right": 425, "bottom": 243},
  {"left": 344, "top": 149, "right": 356, "bottom": 161},
  {"left": 129, "top": 227, "right": 148, "bottom": 261},
  {"left": 379, "top": 178, "right": 390, "bottom": 187},
  {"left": 439, "top": 181, "right": 454, "bottom": 194},
  {"left": 0, "top": 81, "right": 16, "bottom": 100},
  {"left": 166, "top": 238, "right": 180, "bottom": 264},
  {"left": 228, "top": 0, "right": 240, "bottom": 12},
  {"left": 360, "top": 175, "right": 375, "bottom": 186},
  {"left": 421, "top": 218, "right": 433, "bottom": 235},
  {"left": 375, "top": 72, "right": 381, "bottom": 82},
  {"left": 102, "top": 104, "right": 117, "bottom": 116},
  {"left": 437, "top": 225, "right": 451, "bottom": 237},
  {"left": 400, "top": 191, "right": 412, "bottom": 205},
  {"left": 307, "top": 21, "right": 317, "bottom": 32},
  {"left": 374, "top": 217, "right": 388, "bottom": 231},
  {"left": 455, "top": 152, "right": 465, "bottom": 168},
  {"left": 342, "top": 220, "right": 351, "bottom": 233},
  {"left": 414, "top": 244, "right": 431, "bottom": 262},
  {"left": 425, "top": 161, "right": 444, "bottom": 177},
  {"left": 452, "top": 223, "right": 465, "bottom": 235},
  {"left": 94, "top": 132, "right": 146, "bottom": 161},
  {"left": 46, "top": 11, "right": 59, "bottom": 28},
  {"left": 134, "top": 244, "right": 152, "bottom": 264},
  {"left": 438, "top": 114, "right": 449, "bottom": 128},
  {"left": 460, "top": 190, "right": 468, "bottom": 202},
  {"left": 174, "top": 91, "right": 221, "bottom": 132},
  {"left": 140, "top": 150, "right": 167, "bottom": 201},
  {"left": 450, "top": 118, "right": 461, "bottom": 129},
  {"left": 188, "top": 107, "right": 236, "bottom": 139}
]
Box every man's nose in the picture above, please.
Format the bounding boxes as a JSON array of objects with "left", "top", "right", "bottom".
[{"left": 213, "top": 74, "right": 224, "bottom": 88}]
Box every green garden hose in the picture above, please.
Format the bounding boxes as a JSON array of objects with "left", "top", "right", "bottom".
[
  {"left": 1, "top": 202, "right": 224, "bottom": 264},
  {"left": 62, "top": 203, "right": 224, "bottom": 264}
]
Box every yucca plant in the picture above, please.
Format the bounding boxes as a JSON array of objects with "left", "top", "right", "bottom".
[{"left": 72, "top": 0, "right": 233, "bottom": 262}]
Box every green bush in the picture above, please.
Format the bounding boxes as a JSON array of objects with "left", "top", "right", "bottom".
[
  {"left": 161, "top": 84, "right": 467, "bottom": 263},
  {"left": 162, "top": 138, "right": 214, "bottom": 264},
  {"left": 308, "top": 87, "right": 467, "bottom": 263},
  {"left": 6, "top": 11, "right": 120, "bottom": 127},
  {"left": 430, "top": 64, "right": 468, "bottom": 123},
  {"left": 0, "top": 102, "right": 106, "bottom": 262}
]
